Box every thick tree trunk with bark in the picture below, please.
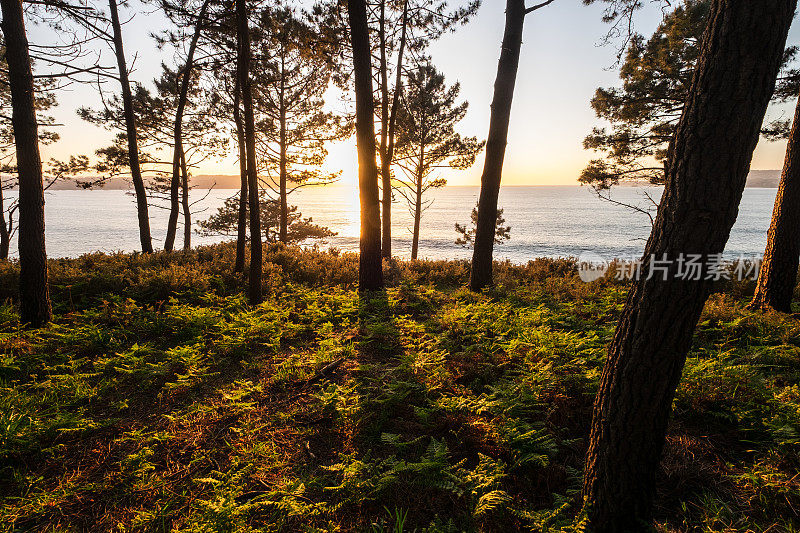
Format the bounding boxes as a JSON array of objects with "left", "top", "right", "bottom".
[
  {"left": 1, "top": 0, "right": 52, "bottom": 326},
  {"left": 582, "top": 1, "right": 796, "bottom": 530},
  {"left": 236, "top": 0, "right": 262, "bottom": 304},
  {"left": 233, "top": 81, "right": 248, "bottom": 273},
  {"left": 0, "top": 185, "right": 9, "bottom": 260},
  {"left": 109, "top": 0, "right": 153, "bottom": 254},
  {"left": 347, "top": 0, "right": 383, "bottom": 291},
  {"left": 180, "top": 148, "right": 191, "bottom": 250},
  {"left": 469, "top": 0, "right": 525, "bottom": 291},
  {"left": 165, "top": 0, "right": 209, "bottom": 252},
  {"left": 749, "top": 94, "right": 800, "bottom": 312}
]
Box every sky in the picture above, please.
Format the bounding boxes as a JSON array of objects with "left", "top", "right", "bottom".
[{"left": 30, "top": 0, "right": 800, "bottom": 187}]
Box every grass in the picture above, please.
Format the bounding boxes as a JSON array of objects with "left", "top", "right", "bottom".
[{"left": 0, "top": 242, "right": 798, "bottom": 532}]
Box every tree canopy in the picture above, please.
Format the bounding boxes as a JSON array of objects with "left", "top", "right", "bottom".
[
  {"left": 198, "top": 193, "right": 335, "bottom": 244},
  {"left": 581, "top": 0, "right": 798, "bottom": 190}
]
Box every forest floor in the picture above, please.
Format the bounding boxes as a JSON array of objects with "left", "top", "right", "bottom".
[{"left": 0, "top": 243, "right": 799, "bottom": 532}]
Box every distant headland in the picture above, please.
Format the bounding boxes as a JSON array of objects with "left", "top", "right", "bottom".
[{"left": 26, "top": 170, "right": 784, "bottom": 190}]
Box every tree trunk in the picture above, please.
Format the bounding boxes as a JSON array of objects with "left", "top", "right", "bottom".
[
  {"left": 164, "top": 149, "right": 181, "bottom": 251},
  {"left": 1, "top": 0, "right": 52, "bottom": 327},
  {"left": 411, "top": 174, "right": 423, "bottom": 260},
  {"left": 279, "top": 59, "right": 288, "bottom": 243},
  {"left": 411, "top": 115, "right": 426, "bottom": 261},
  {"left": 236, "top": 0, "right": 262, "bottom": 304},
  {"left": 233, "top": 80, "right": 248, "bottom": 273},
  {"left": 347, "top": 0, "right": 383, "bottom": 291},
  {"left": 180, "top": 147, "right": 191, "bottom": 250},
  {"left": 749, "top": 93, "right": 800, "bottom": 312},
  {"left": 279, "top": 138, "right": 288, "bottom": 243},
  {"left": 378, "top": 0, "right": 391, "bottom": 258},
  {"left": 0, "top": 183, "right": 9, "bottom": 260},
  {"left": 108, "top": 0, "right": 153, "bottom": 254},
  {"left": 582, "top": 1, "right": 796, "bottom": 530},
  {"left": 380, "top": 0, "right": 409, "bottom": 259},
  {"left": 165, "top": 0, "right": 209, "bottom": 252},
  {"left": 469, "top": 0, "right": 525, "bottom": 291}
]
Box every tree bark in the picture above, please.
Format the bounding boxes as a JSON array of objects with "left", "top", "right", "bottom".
[
  {"left": 469, "top": 0, "right": 525, "bottom": 291},
  {"left": 411, "top": 173, "right": 423, "bottom": 260},
  {"left": 236, "top": 0, "right": 262, "bottom": 304},
  {"left": 347, "top": 0, "right": 383, "bottom": 291},
  {"left": 278, "top": 57, "right": 288, "bottom": 243},
  {"left": 749, "top": 93, "right": 800, "bottom": 312},
  {"left": 411, "top": 111, "right": 426, "bottom": 261},
  {"left": 165, "top": 0, "right": 209, "bottom": 252},
  {"left": 1, "top": 0, "right": 52, "bottom": 327},
  {"left": 0, "top": 183, "right": 9, "bottom": 260},
  {"left": 582, "top": 1, "right": 796, "bottom": 530},
  {"left": 233, "top": 79, "right": 248, "bottom": 273},
  {"left": 381, "top": 0, "right": 409, "bottom": 259},
  {"left": 180, "top": 147, "right": 191, "bottom": 250},
  {"left": 378, "top": 0, "right": 391, "bottom": 258},
  {"left": 108, "top": 0, "right": 153, "bottom": 254}
]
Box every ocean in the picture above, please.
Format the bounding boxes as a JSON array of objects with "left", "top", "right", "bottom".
[{"left": 3, "top": 185, "right": 780, "bottom": 262}]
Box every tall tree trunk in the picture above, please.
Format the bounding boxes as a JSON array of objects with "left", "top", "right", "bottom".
[
  {"left": 278, "top": 138, "right": 288, "bottom": 243},
  {"left": 236, "top": 0, "right": 262, "bottom": 304},
  {"left": 347, "top": 0, "right": 383, "bottom": 291},
  {"left": 165, "top": 0, "right": 209, "bottom": 252},
  {"left": 378, "top": 0, "right": 391, "bottom": 258},
  {"left": 0, "top": 183, "right": 9, "bottom": 260},
  {"left": 469, "top": 0, "right": 525, "bottom": 291},
  {"left": 380, "top": 0, "right": 409, "bottom": 259},
  {"left": 278, "top": 58, "right": 288, "bottom": 243},
  {"left": 411, "top": 173, "right": 423, "bottom": 260},
  {"left": 582, "top": 1, "right": 796, "bottom": 530},
  {"left": 180, "top": 147, "right": 191, "bottom": 250},
  {"left": 165, "top": 152, "right": 180, "bottom": 251},
  {"left": 411, "top": 116, "right": 426, "bottom": 261},
  {"left": 233, "top": 80, "right": 248, "bottom": 273},
  {"left": 108, "top": 0, "right": 153, "bottom": 254},
  {"left": 1, "top": 0, "right": 52, "bottom": 327},
  {"left": 749, "top": 93, "right": 800, "bottom": 312}
]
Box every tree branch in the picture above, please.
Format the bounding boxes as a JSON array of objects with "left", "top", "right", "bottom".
[{"left": 525, "top": 0, "right": 556, "bottom": 14}]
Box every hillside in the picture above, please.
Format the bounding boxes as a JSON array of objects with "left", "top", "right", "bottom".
[
  {"left": 35, "top": 171, "right": 784, "bottom": 190},
  {"left": 0, "top": 244, "right": 798, "bottom": 531},
  {"left": 746, "top": 170, "right": 782, "bottom": 188},
  {"left": 42, "top": 174, "right": 243, "bottom": 191}
]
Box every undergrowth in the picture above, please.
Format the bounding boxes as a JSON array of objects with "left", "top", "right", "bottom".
[{"left": 0, "top": 242, "right": 797, "bottom": 531}]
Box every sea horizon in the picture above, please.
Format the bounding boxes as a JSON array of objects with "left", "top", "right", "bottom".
[{"left": 3, "top": 185, "right": 781, "bottom": 262}]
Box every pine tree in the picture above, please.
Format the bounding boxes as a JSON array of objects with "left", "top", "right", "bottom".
[
  {"left": 250, "top": 3, "right": 345, "bottom": 243},
  {"left": 393, "top": 64, "right": 483, "bottom": 259},
  {"left": 198, "top": 193, "right": 335, "bottom": 244},
  {"left": 469, "top": 0, "right": 555, "bottom": 291},
  {"left": 0, "top": 36, "right": 59, "bottom": 260},
  {"left": 236, "top": 0, "right": 262, "bottom": 304},
  {"left": 108, "top": 0, "right": 153, "bottom": 253},
  {"left": 372, "top": 0, "right": 480, "bottom": 258},
  {"left": 581, "top": 1, "right": 796, "bottom": 529},
  {"left": 347, "top": 0, "right": 383, "bottom": 291},
  {"left": 580, "top": 0, "right": 797, "bottom": 190},
  {"left": 0, "top": 0, "right": 52, "bottom": 326}
]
